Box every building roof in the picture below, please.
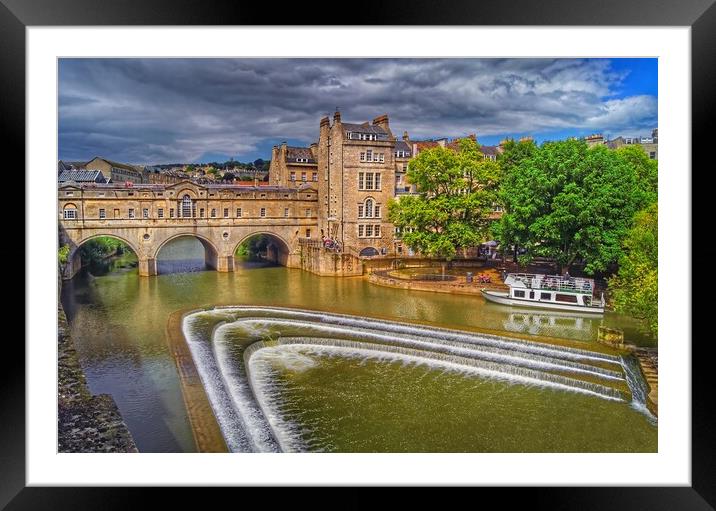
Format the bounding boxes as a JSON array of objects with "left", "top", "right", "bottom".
[
  {"left": 285, "top": 146, "right": 317, "bottom": 164},
  {"left": 58, "top": 170, "right": 107, "bottom": 183},
  {"left": 342, "top": 122, "right": 389, "bottom": 137},
  {"left": 479, "top": 145, "right": 499, "bottom": 157},
  {"left": 394, "top": 140, "right": 412, "bottom": 154},
  {"left": 86, "top": 157, "right": 144, "bottom": 174}
]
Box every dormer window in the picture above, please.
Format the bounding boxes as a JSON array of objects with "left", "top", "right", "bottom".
[{"left": 296, "top": 158, "right": 309, "bottom": 163}]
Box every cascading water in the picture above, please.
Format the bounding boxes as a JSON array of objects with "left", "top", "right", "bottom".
[{"left": 182, "top": 306, "right": 656, "bottom": 452}]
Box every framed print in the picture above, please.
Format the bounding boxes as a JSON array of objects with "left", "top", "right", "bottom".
[{"left": 5, "top": 0, "right": 713, "bottom": 507}]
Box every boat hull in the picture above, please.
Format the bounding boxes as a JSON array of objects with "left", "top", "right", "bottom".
[{"left": 481, "top": 289, "right": 605, "bottom": 315}]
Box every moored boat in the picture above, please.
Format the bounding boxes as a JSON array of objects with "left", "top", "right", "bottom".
[{"left": 481, "top": 273, "right": 605, "bottom": 315}]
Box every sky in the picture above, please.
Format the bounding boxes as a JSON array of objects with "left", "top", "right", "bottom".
[{"left": 58, "top": 58, "right": 658, "bottom": 165}]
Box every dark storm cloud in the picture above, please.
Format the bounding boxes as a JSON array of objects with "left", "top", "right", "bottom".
[{"left": 58, "top": 58, "right": 657, "bottom": 164}]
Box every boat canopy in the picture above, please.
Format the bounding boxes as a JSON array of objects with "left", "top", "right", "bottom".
[{"left": 503, "top": 273, "right": 595, "bottom": 295}]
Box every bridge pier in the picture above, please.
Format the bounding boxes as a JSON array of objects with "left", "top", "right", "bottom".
[
  {"left": 216, "top": 255, "right": 234, "bottom": 272},
  {"left": 138, "top": 258, "right": 157, "bottom": 277}
]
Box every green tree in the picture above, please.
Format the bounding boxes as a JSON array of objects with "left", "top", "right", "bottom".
[
  {"left": 388, "top": 138, "right": 500, "bottom": 262},
  {"left": 615, "top": 145, "right": 658, "bottom": 203},
  {"left": 58, "top": 244, "right": 70, "bottom": 266},
  {"left": 608, "top": 203, "right": 658, "bottom": 337},
  {"left": 497, "top": 138, "right": 538, "bottom": 179},
  {"left": 498, "top": 139, "right": 652, "bottom": 275}
]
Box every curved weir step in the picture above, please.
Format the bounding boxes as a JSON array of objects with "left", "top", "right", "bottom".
[{"left": 182, "top": 306, "right": 650, "bottom": 452}]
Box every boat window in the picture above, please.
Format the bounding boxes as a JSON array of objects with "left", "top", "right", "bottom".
[
  {"left": 514, "top": 290, "right": 525, "bottom": 298},
  {"left": 584, "top": 296, "right": 591, "bottom": 306},
  {"left": 555, "top": 293, "right": 578, "bottom": 303},
  {"left": 540, "top": 292, "right": 552, "bottom": 300},
  {"left": 529, "top": 291, "right": 535, "bottom": 299}
]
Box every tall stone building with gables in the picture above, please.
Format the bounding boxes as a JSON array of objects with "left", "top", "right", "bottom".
[{"left": 268, "top": 143, "right": 319, "bottom": 188}]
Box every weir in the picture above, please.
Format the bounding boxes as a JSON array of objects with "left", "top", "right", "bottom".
[{"left": 181, "top": 306, "right": 654, "bottom": 453}]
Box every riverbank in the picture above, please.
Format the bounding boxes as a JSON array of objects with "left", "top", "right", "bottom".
[
  {"left": 368, "top": 267, "right": 506, "bottom": 297},
  {"left": 58, "top": 303, "right": 138, "bottom": 452}
]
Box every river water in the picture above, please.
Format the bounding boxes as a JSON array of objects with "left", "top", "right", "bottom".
[{"left": 60, "top": 237, "right": 657, "bottom": 452}]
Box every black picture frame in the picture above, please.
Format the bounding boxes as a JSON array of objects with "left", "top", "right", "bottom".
[{"left": 6, "top": 0, "right": 713, "bottom": 507}]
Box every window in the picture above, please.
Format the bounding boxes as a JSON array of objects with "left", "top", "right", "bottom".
[
  {"left": 514, "top": 290, "right": 525, "bottom": 298},
  {"left": 200, "top": 208, "right": 205, "bottom": 218},
  {"left": 284, "top": 207, "right": 289, "bottom": 217},
  {"left": 301, "top": 172, "right": 307, "bottom": 182},
  {"left": 211, "top": 208, "right": 216, "bottom": 218},
  {"left": 170, "top": 208, "right": 175, "bottom": 218},
  {"left": 365, "top": 225, "right": 373, "bottom": 237},
  {"left": 236, "top": 208, "right": 242, "bottom": 217},
  {"left": 306, "top": 208, "right": 311, "bottom": 217},
  {"left": 555, "top": 293, "right": 579, "bottom": 303},
  {"left": 366, "top": 149, "right": 372, "bottom": 162},
  {"left": 365, "top": 173, "right": 374, "bottom": 190},
  {"left": 312, "top": 172, "right": 318, "bottom": 182},
  {"left": 374, "top": 205, "right": 381, "bottom": 218},
  {"left": 63, "top": 208, "right": 77, "bottom": 219},
  {"left": 650, "top": 152, "right": 656, "bottom": 159},
  {"left": 540, "top": 292, "right": 552, "bottom": 300},
  {"left": 305, "top": 229, "right": 311, "bottom": 238},
  {"left": 182, "top": 195, "right": 192, "bottom": 217},
  {"left": 296, "top": 158, "right": 309, "bottom": 163},
  {"left": 375, "top": 173, "right": 381, "bottom": 189},
  {"left": 290, "top": 172, "right": 296, "bottom": 181},
  {"left": 260, "top": 193, "right": 266, "bottom": 198},
  {"left": 141, "top": 208, "right": 148, "bottom": 218},
  {"left": 158, "top": 208, "right": 164, "bottom": 219},
  {"left": 358, "top": 173, "right": 364, "bottom": 189},
  {"left": 360, "top": 152, "right": 366, "bottom": 162},
  {"left": 358, "top": 204, "right": 364, "bottom": 218},
  {"left": 65, "top": 192, "right": 74, "bottom": 196},
  {"left": 128, "top": 208, "right": 135, "bottom": 219},
  {"left": 128, "top": 192, "right": 134, "bottom": 197},
  {"left": 365, "top": 199, "right": 373, "bottom": 218},
  {"left": 260, "top": 208, "right": 266, "bottom": 217},
  {"left": 99, "top": 208, "right": 106, "bottom": 219},
  {"left": 529, "top": 291, "right": 535, "bottom": 299},
  {"left": 358, "top": 225, "right": 364, "bottom": 237}
]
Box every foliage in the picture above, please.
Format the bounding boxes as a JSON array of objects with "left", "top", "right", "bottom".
[
  {"left": 235, "top": 235, "right": 270, "bottom": 260},
  {"left": 496, "top": 138, "right": 538, "bottom": 178},
  {"left": 388, "top": 138, "right": 500, "bottom": 260},
  {"left": 58, "top": 244, "right": 70, "bottom": 266},
  {"left": 498, "top": 139, "right": 654, "bottom": 275},
  {"left": 206, "top": 166, "right": 218, "bottom": 175},
  {"left": 615, "top": 145, "right": 658, "bottom": 203},
  {"left": 79, "top": 236, "right": 127, "bottom": 264},
  {"left": 608, "top": 203, "right": 658, "bottom": 337}
]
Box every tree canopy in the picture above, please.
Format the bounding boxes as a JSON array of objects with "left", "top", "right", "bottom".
[
  {"left": 608, "top": 202, "right": 658, "bottom": 337},
  {"left": 388, "top": 138, "right": 500, "bottom": 260},
  {"left": 497, "top": 139, "right": 655, "bottom": 275}
]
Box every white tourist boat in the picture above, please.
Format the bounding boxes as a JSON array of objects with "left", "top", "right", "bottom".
[{"left": 481, "top": 273, "right": 605, "bottom": 315}]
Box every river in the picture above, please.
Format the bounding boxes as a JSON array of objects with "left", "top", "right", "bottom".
[{"left": 60, "top": 237, "right": 657, "bottom": 452}]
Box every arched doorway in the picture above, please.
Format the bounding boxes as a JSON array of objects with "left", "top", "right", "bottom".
[
  {"left": 235, "top": 233, "right": 291, "bottom": 267},
  {"left": 154, "top": 234, "right": 219, "bottom": 274}
]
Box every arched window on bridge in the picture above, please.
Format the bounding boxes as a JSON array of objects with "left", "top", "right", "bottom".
[
  {"left": 63, "top": 204, "right": 78, "bottom": 220},
  {"left": 182, "top": 194, "right": 193, "bottom": 218}
]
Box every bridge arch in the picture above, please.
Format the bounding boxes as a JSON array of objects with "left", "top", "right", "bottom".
[
  {"left": 153, "top": 233, "right": 220, "bottom": 273},
  {"left": 63, "top": 233, "right": 141, "bottom": 280},
  {"left": 234, "top": 231, "right": 292, "bottom": 266}
]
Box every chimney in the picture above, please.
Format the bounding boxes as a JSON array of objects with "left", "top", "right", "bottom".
[
  {"left": 320, "top": 116, "right": 330, "bottom": 128},
  {"left": 403, "top": 130, "right": 409, "bottom": 141},
  {"left": 333, "top": 110, "right": 341, "bottom": 124},
  {"left": 309, "top": 142, "right": 318, "bottom": 158},
  {"left": 372, "top": 114, "right": 390, "bottom": 134}
]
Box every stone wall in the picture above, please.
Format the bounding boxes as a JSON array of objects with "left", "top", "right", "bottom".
[{"left": 58, "top": 273, "right": 137, "bottom": 452}]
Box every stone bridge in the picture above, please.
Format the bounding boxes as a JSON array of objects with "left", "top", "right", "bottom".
[{"left": 59, "top": 181, "right": 322, "bottom": 279}]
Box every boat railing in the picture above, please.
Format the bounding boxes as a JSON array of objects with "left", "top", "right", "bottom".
[{"left": 505, "top": 273, "right": 594, "bottom": 294}]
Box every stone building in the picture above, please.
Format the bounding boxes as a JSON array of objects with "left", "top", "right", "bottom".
[
  {"left": 317, "top": 112, "right": 398, "bottom": 258},
  {"left": 585, "top": 128, "right": 658, "bottom": 160},
  {"left": 84, "top": 157, "right": 147, "bottom": 183},
  {"left": 268, "top": 143, "right": 319, "bottom": 188}
]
